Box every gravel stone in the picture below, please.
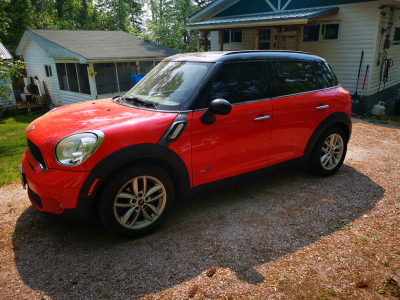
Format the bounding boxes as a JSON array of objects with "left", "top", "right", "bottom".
[{"left": 0, "top": 118, "right": 399, "bottom": 299}]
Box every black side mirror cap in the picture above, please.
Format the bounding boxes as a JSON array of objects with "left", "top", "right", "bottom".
[{"left": 200, "top": 99, "right": 232, "bottom": 125}]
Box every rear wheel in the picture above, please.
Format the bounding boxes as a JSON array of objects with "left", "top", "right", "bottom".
[
  {"left": 308, "top": 127, "right": 348, "bottom": 176},
  {"left": 98, "top": 165, "right": 174, "bottom": 237}
]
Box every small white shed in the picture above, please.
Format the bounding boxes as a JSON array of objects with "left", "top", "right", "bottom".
[
  {"left": 15, "top": 30, "right": 179, "bottom": 107},
  {"left": 0, "top": 42, "right": 17, "bottom": 111}
]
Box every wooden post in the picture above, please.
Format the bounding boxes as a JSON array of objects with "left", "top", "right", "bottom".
[
  {"left": 295, "top": 25, "right": 302, "bottom": 51},
  {"left": 255, "top": 28, "right": 260, "bottom": 50},
  {"left": 277, "top": 34, "right": 283, "bottom": 50},
  {"left": 204, "top": 30, "right": 208, "bottom": 51},
  {"left": 219, "top": 30, "right": 224, "bottom": 51}
]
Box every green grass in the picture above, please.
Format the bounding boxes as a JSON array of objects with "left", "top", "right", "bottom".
[{"left": 0, "top": 114, "right": 43, "bottom": 187}]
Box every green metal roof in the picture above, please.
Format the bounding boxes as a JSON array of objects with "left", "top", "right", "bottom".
[{"left": 188, "top": 7, "right": 339, "bottom": 29}]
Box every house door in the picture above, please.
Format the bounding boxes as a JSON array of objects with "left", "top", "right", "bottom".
[{"left": 259, "top": 28, "right": 271, "bottom": 50}]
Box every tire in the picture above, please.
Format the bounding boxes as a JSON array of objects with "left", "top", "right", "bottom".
[
  {"left": 308, "top": 127, "right": 348, "bottom": 176},
  {"left": 98, "top": 164, "right": 174, "bottom": 238}
]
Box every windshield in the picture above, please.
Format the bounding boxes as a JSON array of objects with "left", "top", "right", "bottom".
[{"left": 122, "top": 61, "right": 213, "bottom": 110}]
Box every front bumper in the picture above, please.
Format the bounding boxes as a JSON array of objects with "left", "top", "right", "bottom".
[{"left": 21, "top": 151, "right": 90, "bottom": 214}]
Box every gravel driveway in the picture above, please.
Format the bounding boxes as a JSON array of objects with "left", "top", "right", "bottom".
[{"left": 0, "top": 118, "right": 399, "bottom": 299}]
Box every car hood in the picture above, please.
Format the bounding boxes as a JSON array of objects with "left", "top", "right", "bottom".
[
  {"left": 26, "top": 99, "right": 179, "bottom": 170},
  {"left": 26, "top": 98, "right": 177, "bottom": 142}
]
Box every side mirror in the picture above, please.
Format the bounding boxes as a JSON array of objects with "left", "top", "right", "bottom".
[{"left": 200, "top": 99, "right": 232, "bottom": 125}]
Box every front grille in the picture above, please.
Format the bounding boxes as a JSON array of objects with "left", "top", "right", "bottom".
[
  {"left": 28, "top": 188, "right": 43, "bottom": 209},
  {"left": 27, "top": 139, "right": 47, "bottom": 170}
]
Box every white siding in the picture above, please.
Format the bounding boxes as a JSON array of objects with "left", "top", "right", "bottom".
[
  {"left": 298, "top": 1, "right": 381, "bottom": 95},
  {"left": 22, "top": 39, "right": 96, "bottom": 106},
  {"left": 210, "top": 29, "right": 256, "bottom": 51},
  {"left": 22, "top": 39, "right": 62, "bottom": 106},
  {"left": 59, "top": 90, "right": 93, "bottom": 105},
  {"left": 369, "top": 6, "right": 400, "bottom": 95}
]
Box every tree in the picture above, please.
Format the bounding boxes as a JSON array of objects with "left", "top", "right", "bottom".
[
  {"left": 0, "top": 59, "right": 26, "bottom": 111},
  {"left": 141, "top": 0, "right": 200, "bottom": 52}
]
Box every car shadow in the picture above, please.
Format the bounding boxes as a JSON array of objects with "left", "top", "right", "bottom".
[{"left": 12, "top": 165, "right": 384, "bottom": 299}]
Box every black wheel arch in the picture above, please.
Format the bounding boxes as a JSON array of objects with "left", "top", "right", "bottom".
[
  {"left": 303, "top": 112, "right": 352, "bottom": 159},
  {"left": 78, "top": 144, "right": 191, "bottom": 201}
]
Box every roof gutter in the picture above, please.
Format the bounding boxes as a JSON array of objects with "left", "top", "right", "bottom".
[{"left": 187, "top": 18, "right": 309, "bottom": 30}]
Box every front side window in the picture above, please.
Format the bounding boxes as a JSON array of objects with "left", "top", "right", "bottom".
[
  {"left": 320, "top": 24, "right": 339, "bottom": 40},
  {"left": 206, "top": 62, "right": 265, "bottom": 105},
  {"left": 56, "top": 63, "right": 90, "bottom": 95},
  {"left": 124, "top": 61, "right": 213, "bottom": 110},
  {"left": 271, "top": 61, "right": 317, "bottom": 97}
]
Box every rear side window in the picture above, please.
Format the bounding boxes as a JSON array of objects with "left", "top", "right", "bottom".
[
  {"left": 314, "top": 61, "right": 338, "bottom": 89},
  {"left": 271, "top": 61, "right": 317, "bottom": 97},
  {"left": 206, "top": 62, "right": 266, "bottom": 105}
]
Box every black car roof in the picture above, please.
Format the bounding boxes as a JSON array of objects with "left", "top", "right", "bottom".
[{"left": 164, "top": 50, "right": 326, "bottom": 63}]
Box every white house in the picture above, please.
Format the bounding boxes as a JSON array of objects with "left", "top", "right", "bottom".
[
  {"left": 188, "top": 0, "right": 400, "bottom": 114},
  {"left": 15, "top": 30, "right": 179, "bottom": 107},
  {"left": 0, "top": 42, "right": 17, "bottom": 111}
]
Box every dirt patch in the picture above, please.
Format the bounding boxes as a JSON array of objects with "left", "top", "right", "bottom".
[{"left": 0, "top": 118, "right": 399, "bottom": 299}]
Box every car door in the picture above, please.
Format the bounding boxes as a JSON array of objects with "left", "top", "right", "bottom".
[
  {"left": 191, "top": 61, "right": 272, "bottom": 187},
  {"left": 268, "top": 60, "right": 332, "bottom": 166}
]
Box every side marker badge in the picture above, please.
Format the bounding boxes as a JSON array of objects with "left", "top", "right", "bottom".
[
  {"left": 28, "top": 125, "right": 35, "bottom": 132},
  {"left": 200, "top": 166, "right": 211, "bottom": 173}
]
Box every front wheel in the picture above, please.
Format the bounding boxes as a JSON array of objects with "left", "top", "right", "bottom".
[
  {"left": 98, "top": 165, "right": 174, "bottom": 237},
  {"left": 308, "top": 127, "right": 348, "bottom": 176}
]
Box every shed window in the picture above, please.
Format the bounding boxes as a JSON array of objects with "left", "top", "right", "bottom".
[
  {"left": 394, "top": 28, "right": 400, "bottom": 44},
  {"left": 44, "top": 65, "right": 52, "bottom": 77},
  {"left": 303, "top": 25, "right": 319, "bottom": 42},
  {"left": 320, "top": 24, "right": 339, "bottom": 40},
  {"left": 222, "top": 30, "right": 242, "bottom": 43},
  {"left": 56, "top": 63, "right": 90, "bottom": 95},
  {"left": 94, "top": 62, "right": 140, "bottom": 95}
]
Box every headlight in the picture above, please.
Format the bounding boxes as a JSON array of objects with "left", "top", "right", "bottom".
[{"left": 55, "top": 130, "right": 104, "bottom": 166}]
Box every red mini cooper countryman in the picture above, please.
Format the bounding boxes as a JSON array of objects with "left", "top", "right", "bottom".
[{"left": 20, "top": 51, "right": 352, "bottom": 237}]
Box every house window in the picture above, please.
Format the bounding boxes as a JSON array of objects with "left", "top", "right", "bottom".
[
  {"left": 222, "top": 30, "right": 243, "bottom": 43},
  {"left": 303, "top": 25, "right": 319, "bottom": 42},
  {"left": 394, "top": 28, "right": 400, "bottom": 45},
  {"left": 223, "top": 30, "right": 230, "bottom": 43},
  {"left": 56, "top": 63, "right": 90, "bottom": 95},
  {"left": 320, "top": 24, "right": 339, "bottom": 40},
  {"left": 259, "top": 28, "right": 271, "bottom": 50},
  {"left": 231, "top": 30, "right": 242, "bottom": 43},
  {"left": 94, "top": 62, "right": 137, "bottom": 95},
  {"left": 44, "top": 65, "right": 52, "bottom": 77}
]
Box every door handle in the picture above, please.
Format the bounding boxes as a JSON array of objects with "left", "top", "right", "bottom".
[
  {"left": 316, "top": 105, "right": 329, "bottom": 110},
  {"left": 254, "top": 115, "right": 271, "bottom": 121}
]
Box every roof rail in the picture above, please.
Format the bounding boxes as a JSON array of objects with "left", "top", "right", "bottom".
[{"left": 223, "top": 50, "right": 313, "bottom": 56}]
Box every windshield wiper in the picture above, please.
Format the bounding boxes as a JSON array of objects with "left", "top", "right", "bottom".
[
  {"left": 112, "top": 93, "right": 125, "bottom": 102},
  {"left": 123, "top": 96, "right": 158, "bottom": 109}
]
